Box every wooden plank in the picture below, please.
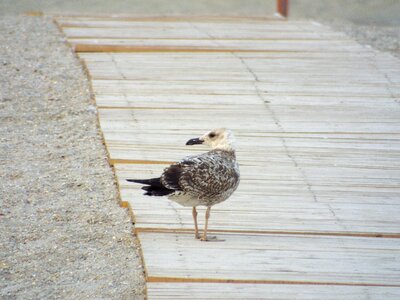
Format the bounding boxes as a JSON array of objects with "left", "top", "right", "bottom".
[
  {"left": 63, "top": 27, "right": 347, "bottom": 40},
  {"left": 94, "top": 101, "right": 400, "bottom": 123},
  {"left": 56, "top": 16, "right": 291, "bottom": 25},
  {"left": 78, "top": 50, "right": 400, "bottom": 60},
  {"left": 118, "top": 163, "right": 400, "bottom": 235},
  {"left": 60, "top": 19, "right": 365, "bottom": 52},
  {"left": 139, "top": 231, "right": 400, "bottom": 285},
  {"left": 97, "top": 109, "right": 400, "bottom": 138},
  {"left": 103, "top": 131, "right": 400, "bottom": 170},
  {"left": 147, "top": 282, "right": 400, "bottom": 299},
  {"left": 58, "top": 15, "right": 400, "bottom": 298},
  {"left": 93, "top": 95, "right": 400, "bottom": 109},
  {"left": 56, "top": 18, "right": 332, "bottom": 29},
  {"left": 78, "top": 52, "right": 400, "bottom": 86},
  {"left": 87, "top": 79, "right": 397, "bottom": 97}
]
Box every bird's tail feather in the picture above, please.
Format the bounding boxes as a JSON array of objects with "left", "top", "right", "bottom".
[
  {"left": 126, "top": 177, "right": 174, "bottom": 196},
  {"left": 127, "top": 178, "right": 155, "bottom": 185}
]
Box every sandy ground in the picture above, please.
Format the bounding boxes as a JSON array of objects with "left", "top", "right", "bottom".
[
  {"left": 290, "top": 1, "right": 400, "bottom": 58},
  {"left": 1, "top": 1, "right": 399, "bottom": 299},
  {"left": 0, "top": 16, "right": 145, "bottom": 299}
]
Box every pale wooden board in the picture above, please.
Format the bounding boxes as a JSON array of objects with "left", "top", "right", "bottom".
[
  {"left": 84, "top": 65, "right": 400, "bottom": 84},
  {"left": 56, "top": 18, "right": 342, "bottom": 33},
  {"left": 97, "top": 105, "right": 400, "bottom": 127},
  {"left": 117, "top": 163, "right": 400, "bottom": 234},
  {"left": 58, "top": 15, "right": 400, "bottom": 297},
  {"left": 56, "top": 17, "right": 307, "bottom": 26},
  {"left": 78, "top": 24, "right": 400, "bottom": 236},
  {"left": 96, "top": 108, "right": 400, "bottom": 169},
  {"left": 147, "top": 282, "right": 400, "bottom": 299},
  {"left": 78, "top": 50, "right": 400, "bottom": 60},
  {"left": 78, "top": 52, "right": 400, "bottom": 88},
  {"left": 102, "top": 128, "right": 400, "bottom": 173},
  {"left": 86, "top": 78, "right": 399, "bottom": 96},
  {"left": 139, "top": 231, "right": 400, "bottom": 285},
  {"left": 97, "top": 109, "right": 400, "bottom": 134},
  {"left": 62, "top": 26, "right": 348, "bottom": 40},
  {"left": 79, "top": 51, "right": 400, "bottom": 84},
  {"left": 79, "top": 52, "right": 400, "bottom": 71}
]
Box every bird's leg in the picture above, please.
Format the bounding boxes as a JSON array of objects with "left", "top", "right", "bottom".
[
  {"left": 192, "top": 206, "right": 200, "bottom": 239},
  {"left": 201, "top": 206, "right": 212, "bottom": 241}
]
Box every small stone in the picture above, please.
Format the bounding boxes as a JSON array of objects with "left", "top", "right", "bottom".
[{"left": 87, "top": 105, "right": 97, "bottom": 114}]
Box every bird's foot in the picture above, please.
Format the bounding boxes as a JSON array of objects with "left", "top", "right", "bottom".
[
  {"left": 200, "top": 235, "right": 217, "bottom": 242},
  {"left": 194, "top": 233, "right": 201, "bottom": 239}
]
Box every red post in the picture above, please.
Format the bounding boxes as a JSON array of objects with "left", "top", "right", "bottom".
[{"left": 277, "top": 0, "right": 289, "bottom": 17}]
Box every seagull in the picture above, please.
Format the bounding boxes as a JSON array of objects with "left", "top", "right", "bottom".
[{"left": 127, "top": 128, "right": 240, "bottom": 241}]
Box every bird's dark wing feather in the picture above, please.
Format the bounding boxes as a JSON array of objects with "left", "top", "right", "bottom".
[
  {"left": 161, "top": 164, "right": 183, "bottom": 191},
  {"left": 126, "top": 177, "right": 174, "bottom": 196}
]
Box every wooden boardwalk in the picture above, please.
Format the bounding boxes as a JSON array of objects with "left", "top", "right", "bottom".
[{"left": 56, "top": 16, "right": 400, "bottom": 299}]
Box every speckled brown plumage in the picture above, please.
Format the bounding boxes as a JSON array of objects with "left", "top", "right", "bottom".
[
  {"left": 163, "top": 149, "right": 239, "bottom": 207},
  {"left": 127, "top": 128, "right": 240, "bottom": 241}
]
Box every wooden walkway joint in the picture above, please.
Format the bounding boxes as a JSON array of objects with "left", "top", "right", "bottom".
[{"left": 56, "top": 15, "right": 400, "bottom": 299}]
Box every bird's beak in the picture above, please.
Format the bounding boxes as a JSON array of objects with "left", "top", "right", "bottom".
[{"left": 186, "top": 137, "right": 203, "bottom": 146}]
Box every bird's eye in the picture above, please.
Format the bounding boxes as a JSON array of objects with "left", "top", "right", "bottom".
[{"left": 209, "top": 132, "right": 216, "bottom": 138}]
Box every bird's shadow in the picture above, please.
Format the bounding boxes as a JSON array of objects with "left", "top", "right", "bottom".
[{"left": 200, "top": 235, "right": 226, "bottom": 242}]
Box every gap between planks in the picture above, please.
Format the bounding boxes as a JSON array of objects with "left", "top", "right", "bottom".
[
  {"left": 55, "top": 15, "right": 285, "bottom": 23},
  {"left": 146, "top": 276, "right": 400, "bottom": 288},
  {"left": 67, "top": 37, "right": 346, "bottom": 41},
  {"left": 134, "top": 225, "right": 400, "bottom": 239},
  {"left": 73, "top": 44, "right": 342, "bottom": 53}
]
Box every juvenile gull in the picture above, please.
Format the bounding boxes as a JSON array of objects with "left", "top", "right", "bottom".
[{"left": 127, "top": 128, "right": 240, "bottom": 241}]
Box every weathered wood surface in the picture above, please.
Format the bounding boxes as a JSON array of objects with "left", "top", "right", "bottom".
[
  {"left": 57, "top": 16, "right": 400, "bottom": 299},
  {"left": 117, "top": 164, "right": 400, "bottom": 235},
  {"left": 140, "top": 231, "right": 400, "bottom": 285},
  {"left": 58, "top": 17, "right": 366, "bottom": 52},
  {"left": 147, "top": 282, "right": 400, "bottom": 300}
]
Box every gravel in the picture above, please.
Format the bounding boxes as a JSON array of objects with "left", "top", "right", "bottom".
[
  {"left": 0, "top": 16, "right": 145, "bottom": 299},
  {"left": 289, "top": 0, "right": 400, "bottom": 59},
  {"left": 0, "top": 1, "right": 398, "bottom": 59},
  {"left": 323, "top": 21, "right": 400, "bottom": 59}
]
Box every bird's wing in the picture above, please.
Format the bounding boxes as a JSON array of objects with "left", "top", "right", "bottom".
[{"left": 161, "top": 152, "right": 239, "bottom": 197}]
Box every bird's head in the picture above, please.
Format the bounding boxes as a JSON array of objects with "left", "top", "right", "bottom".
[{"left": 186, "top": 128, "right": 236, "bottom": 152}]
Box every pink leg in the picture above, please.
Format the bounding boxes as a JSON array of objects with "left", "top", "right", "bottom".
[
  {"left": 200, "top": 206, "right": 211, "bottom": 241},
  {"left": 192, "top": 207, "right": 200, "bottom": 239}
]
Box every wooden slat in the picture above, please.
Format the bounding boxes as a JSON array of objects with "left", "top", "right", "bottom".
[
  {"left": 56, "top": 18, "right": 332, "bottom": 29},
  {"left": 63, "top": 27, "right": 347, "bottom": 40},
  {"left": 78, "top": 52, "right": 400, "bottom": 83},
  {"left": 116, "top": 163, "right": 400, "bottom": 235},
  {"left": 56, "top": 16, "right": 290, "bottom": 25},
  {"left": 147, "top": 282, "right": 400, "bottom": 299},
  {"left": 139, "top": 231, "right": 400, "bottom": 285},
  {"left": 57, "top": 19, "right": 365, "bottom": 52}
]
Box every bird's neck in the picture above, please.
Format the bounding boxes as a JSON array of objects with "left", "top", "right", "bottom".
[
  {"left": 212, "top": 140, "right": 235, "bottom": 152},
  {"left": 211, "top": 147, "right": 236, "bottom": 156}
]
